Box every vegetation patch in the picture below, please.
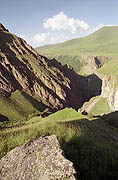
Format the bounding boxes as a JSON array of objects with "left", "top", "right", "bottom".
[
  {"left": 90, "top": 97, "right": 111, "bottom": 115},
  {"left": 0, "top": 90, "right": 46, "bottom": 127},
  {"left": 1, "top": 108, "right": 118, "bottom": 180},
  {"left": 97, "top": 60, "right": 118, "bottom": 75}
]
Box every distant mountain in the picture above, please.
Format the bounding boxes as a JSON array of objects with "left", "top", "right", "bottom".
[
  {"left": 0, "top": 23, "right": 93, "bottom": 123},
  {"left": 36, "top": 26, "right": 118, "bottom": 74},
  {"left": 36, "top": 26, "right": 118, "bottom": 56}
]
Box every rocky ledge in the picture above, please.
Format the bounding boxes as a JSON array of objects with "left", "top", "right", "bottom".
[{"left": 0, "top": 135, "right": 76, "bottom": 180}]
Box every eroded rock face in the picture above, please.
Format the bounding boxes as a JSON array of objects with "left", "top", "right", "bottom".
[
  {"left": 0, "top": 135, "right": 76, "bottom": 180},
  {"left": 0, "top": 23, "right": 9, "bottom": 32},
  {"left": 81, "top": 55, "right": 112, "bottom": 74},
  {"left": 100, "top": 74, "right": 118, "bottom": 110},
  {"left": 0, "top": 23, "right": 92, "bottom": 111}
]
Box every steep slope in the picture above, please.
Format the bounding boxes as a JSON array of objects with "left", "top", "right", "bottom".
[
  {"left": 96, "top": 61, "right": 118, "bottom": 111},
  {"left": 0, "top": 23, "right": 92, "bottom": 118}
]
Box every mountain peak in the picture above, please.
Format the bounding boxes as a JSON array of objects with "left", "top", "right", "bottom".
[{"left": 0, "top": 23, "right": 9, "bottom": 32}]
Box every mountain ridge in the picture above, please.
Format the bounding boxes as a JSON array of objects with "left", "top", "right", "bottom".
[
  {"left": 36, "top": 26, "right": 118, "bottom": 75},
  {"left": 0, "top": 23, "right": 93, "bottom": 122},
  {"left": 36, "top": 26, "right": 118, "bottom": 53},
  {"left": 1, "top": 24, "right": 118, "bottom": 180}
]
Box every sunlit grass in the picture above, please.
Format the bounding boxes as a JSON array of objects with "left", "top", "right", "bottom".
[
  {"left": 1, "top": 108, "right": 118, "bottom": 179},
  {"left": 97, "top": 60, "right": 118, "bottom": 75}
]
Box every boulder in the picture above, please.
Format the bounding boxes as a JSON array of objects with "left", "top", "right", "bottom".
[
  {"left": 0, "top": 135, "right": 76, "bottom": 180},
  {"left": 82, "top": 110, "right": 88, "bottom": 115}
]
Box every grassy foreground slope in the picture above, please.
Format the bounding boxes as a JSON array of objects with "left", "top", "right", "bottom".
[{"left": 1, "top": 108, "right": 118, "bottom": 180}]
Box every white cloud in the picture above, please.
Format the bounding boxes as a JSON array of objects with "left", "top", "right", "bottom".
[
  {"left": 50, "top": 37, "right": 58, "bottom": 43},
  {"left": 90, "top": 24, "right": 117, "bottom": 34},
  {"left": 90, "top": 24, "right": 104, "bottom": 33},
  {"left": 43, "top": 12, "right": 89, "bottom": 34},
  {"left": 50, "top": 34, "right": 68, "bottom": 43},
  {"left": 30, "top": 31, "right": 69, "bottom": 46},
  {"left": 33, "top": 32, "right": 50, "bottom": 43}
]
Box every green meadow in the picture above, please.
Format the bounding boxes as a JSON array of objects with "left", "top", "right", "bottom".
[
  {"left": 1, "top": 108, "right": 118, "bottom": 180},
  {"left": 97, "top": 60, "right": 118, "bottom": 75}
]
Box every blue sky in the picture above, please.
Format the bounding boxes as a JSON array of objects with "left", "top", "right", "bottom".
[{"left": 0, "top": 0, "right": 117, "bottom": 47}]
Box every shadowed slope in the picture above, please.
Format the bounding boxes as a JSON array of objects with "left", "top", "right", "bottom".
[{"left": 0, "top": 23, "right": 94, "bottom": 114}]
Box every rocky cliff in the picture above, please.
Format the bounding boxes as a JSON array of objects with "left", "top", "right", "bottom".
[
  {"left": 80, "top": 55, "right": 112, "bottom": 75},
  {"left": 100, "top": 74, "right": 118, "bottom": 111},
  {"left": 0, "top": 135, "right": 76, "bottom": 180},
  {"left": 0, "top": 23, "right": 92, "bottom": 111}
]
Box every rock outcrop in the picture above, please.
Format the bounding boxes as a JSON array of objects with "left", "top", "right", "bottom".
[
  {"left": 0, "top": 23, "right": 92, "bottom": 111},
  {"left": 81, "top": 55, "right": 112, "bottom": 74},
  {"left": 100, "top": 75, "right": 118, "bottom": 110},
  {"left": 0, "top": 135, "right": 76, "bottom": 180}
]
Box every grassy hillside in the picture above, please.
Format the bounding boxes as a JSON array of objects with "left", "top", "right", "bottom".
[
  {"left": 36, "top": 26, "right": 118, "bottom": 57},
  {"left": 90, "top": 97, "right": 111, "bottom": 115},
  {"left": 36, "top": 26, "right": 118, "bottom": 74},
  {"left": 97, "top": 60, "right": 118, "bottom": 75},
  {"left": 0, "top": 90, "right": 47, "bottom": 127},
  {"left": 0, "top": 24, "right": 93, "bottom": 112},
  {"left": 81, "top": 96, "right": 111, "bottom": 115},
  {"left": 47, "top": 55, "right": 83, "bottom": 72},
  {"left": 1, "top": 108, "right": 118, "bottom": 180},
  {"left": 1, "top": 24, "right": 118, "bottom": 180}
]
